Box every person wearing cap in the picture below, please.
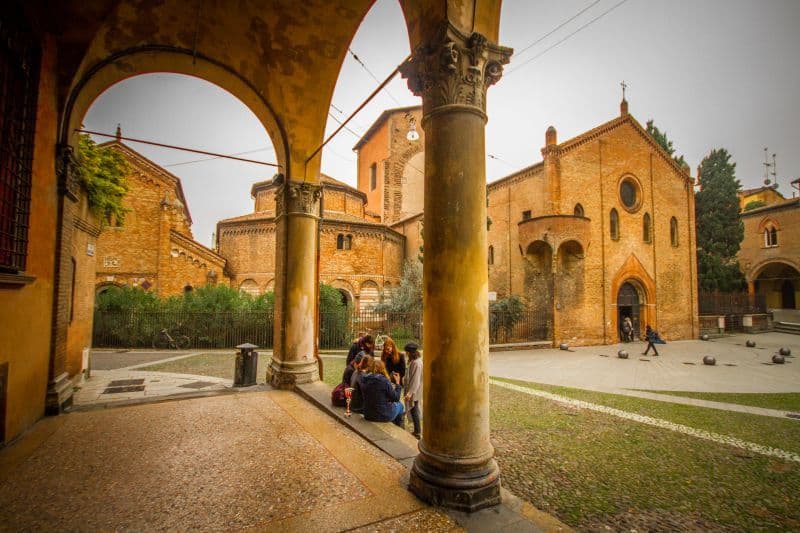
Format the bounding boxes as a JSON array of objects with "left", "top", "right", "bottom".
[{"left": 403, "top": 342, "right": 422, "bottom": 439}]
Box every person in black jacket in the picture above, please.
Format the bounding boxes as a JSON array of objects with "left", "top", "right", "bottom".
[
  {"left": 362, "top": 360, "right": 404, "bottom": 426},
  {"left": 642, "top": 325, "right": 660, "bottom": 356},
  {"left": 347, "top": 335, "right": 374, "bottom": 365},
  {"left": 349, "top": 354, "right": 372, "bottom": 413},
  {"left": 381, "top": 337, "right": 406, "bottom": 387},
  {"left": 342, "top": 351, "right": 365, "bottom": 387}
]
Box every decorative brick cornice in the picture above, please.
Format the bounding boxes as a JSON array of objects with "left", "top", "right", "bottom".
[
  {"left": 169, "top": 229, "right": 226, "bottom": 266},
  {"left": 72, "top": 215, "right": 101, "bottom": 237}
]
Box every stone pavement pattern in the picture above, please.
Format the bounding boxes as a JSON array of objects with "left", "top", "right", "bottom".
[
  {"left": 0, "top": 390, "right": 458, "bottom": 531},
  {"left": 490, "top": 332, "right": 800, "bottom": 394},
  {"left": 73, "top": 369, "right": 231, "bottom": 406}
]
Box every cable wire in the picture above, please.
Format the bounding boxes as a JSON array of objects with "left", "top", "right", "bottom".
[
  {"left": 348, "top": 48, "right": 403, "bottom": 106},
  {"left": 508, "top": 0, "right": 632, "bottom": 75},
  {"left": 514, "top": 0, "right": 603, "bottom": 59},
  {"left": 163, "top": 146, "right": 274, "bottom": 168}
]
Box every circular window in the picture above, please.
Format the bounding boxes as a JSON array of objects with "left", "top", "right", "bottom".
[{"left": 619, "top": 176, "right": 642, "bottom": 212}]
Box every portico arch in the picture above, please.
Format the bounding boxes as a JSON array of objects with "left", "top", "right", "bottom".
[
  {"left": 750, "top": 260, "right": 800, "bottom": 310},
  {"left": 60, "top": 48, "right": 288, "bottom": 168}
]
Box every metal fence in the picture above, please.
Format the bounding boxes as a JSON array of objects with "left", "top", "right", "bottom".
[
  {"left": 93, "top": 305, "right": 550, "bottom": 350},
  {"left": 698, "top": 291, "right": 766, "bottom": 316},
  {"left": 92, "top": 310, "right": 274, "bottom": 349}
]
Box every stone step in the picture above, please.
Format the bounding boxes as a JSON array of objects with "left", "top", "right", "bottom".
[
  {"left": 489, "top": 341, "right": 552, "bottom": 352},
  {"left": 774, "top": 322, "right": 800, "bottom": 335}
]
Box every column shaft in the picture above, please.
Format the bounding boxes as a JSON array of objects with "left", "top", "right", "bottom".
[{"left": 268, "top": 177, "right": 321, "bottom": 388}]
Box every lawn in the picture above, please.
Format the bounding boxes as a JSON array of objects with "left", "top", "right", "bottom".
[
  {"left": 491, "top": 384, "right": 800, "bottom": 531},
  {"left": 643, "top": 390, "right": 800, "bottom": 413},
  {"left": 494, "top": 378, "right": 800, "bottom": 456}
]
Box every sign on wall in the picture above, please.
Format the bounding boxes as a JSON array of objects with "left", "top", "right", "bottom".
[{"left": 103, "top": 256, "right": 120, "bottom": 268}]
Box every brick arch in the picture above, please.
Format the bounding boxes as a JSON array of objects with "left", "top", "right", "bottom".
[
  {"left": 610, "top": 255, "right": 656, "bottom": 342},
  {"left": 748, "top": 258, "right": 800, "bottom": 283},
  {"left": 359, "top": 279, "right": 381, "bottom": 311},
  {"left": 386, "top": 140, "right": 424, "bottom": 223},
  {"left": 757, "top": 217, "right": 780, "bottom": 233}
]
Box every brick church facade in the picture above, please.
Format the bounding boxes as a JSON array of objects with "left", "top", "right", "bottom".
[
  {"left": 94, "top": 141, "right": 228, "bottom": 296},
  {"left": 217, "top": 101, "right": 698, "bottom": 345}
]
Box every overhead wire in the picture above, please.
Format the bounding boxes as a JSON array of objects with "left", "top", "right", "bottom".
[
  {"left": 348, "top": 48, "right": 403, "bottom": 106},
  {"left": 507, "top": 0, "right": 632, "bottom": 76},
  {"left": 513, "top": 0, "right": 604, "bottom": 59},
  {"left": 163, "top": 146, "right": 274, "bottom": 168}
]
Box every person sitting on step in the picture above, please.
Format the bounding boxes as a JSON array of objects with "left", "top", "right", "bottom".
[{"left": 362, "top": 359, "right": 404, "bottom": 427}]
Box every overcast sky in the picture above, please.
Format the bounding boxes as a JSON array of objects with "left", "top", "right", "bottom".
[{"left": 85, "top": 0, "right": 800, "bottom": 246}]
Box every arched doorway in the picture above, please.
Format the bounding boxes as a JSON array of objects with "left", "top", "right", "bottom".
[
  {"left": 753, "top": 262, "right": 800, "bottom": 310},
  {"left": 617, "top": 281, "right": 643, "bottom": 340},
  {"left": 781, "top": 280, "right": 796, "bottom": 309}
]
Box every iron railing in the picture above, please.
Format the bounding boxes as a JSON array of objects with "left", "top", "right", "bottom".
[
  {"left": 93, "top": 305, "right": 551, "bottom": 349},
  {"left": 698, "top": 291, "right": 766, "bottom": 316}
]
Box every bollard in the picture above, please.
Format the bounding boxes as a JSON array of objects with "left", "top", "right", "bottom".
[{"left": 234, "top": 343, "right": 259, "bottom": 387}]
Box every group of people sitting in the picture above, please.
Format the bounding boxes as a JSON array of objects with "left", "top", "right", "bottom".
[{"left": 335, "top": 334, "right": 422, "bottom": 440}]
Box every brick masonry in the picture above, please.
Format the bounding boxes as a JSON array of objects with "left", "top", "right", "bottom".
[{"left": 94, "top": 143, "right": 228, "bottom": 296}]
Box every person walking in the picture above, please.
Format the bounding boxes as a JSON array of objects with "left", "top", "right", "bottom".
[
  {"left": 642, "top": 324, "right": 660, "bottom": 356},
  {"left": 403, "top": 343, "right": 422, "bottom": 440}
]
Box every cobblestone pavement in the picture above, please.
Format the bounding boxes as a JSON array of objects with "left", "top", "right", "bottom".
[
  {"left": 0, "top": 390, "right": 457, "bottom": 531},
  {"left": 73, "top": 369, "right": 232, "bottom": 407},
  {"left": 490, "top": 332, "right": 800, "bottom": 394}
]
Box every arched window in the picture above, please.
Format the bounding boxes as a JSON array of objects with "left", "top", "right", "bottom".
[
  {"left": 764, "top": 227, "right": 778, "bottom": 247},
  {"left": 670, "top": 217, "right": 679, "bottom": 247},
  {"left": 488, "top": 245, "right": 494, "bottom": 265},
  {"left": 574, "top": 203, "right": 584, "bottom": 217},
  {"left": 336, "top": 234, "right": 344, "bottom": 250},
  {"left": 642, "top": 213, "right": 652, "bottom": 243},
  {"left": 345, "top": 234, "right": 353, "bottom": 250},
  {"left": 183, "top": 285, "right": 193, "bottom": 293},
  {"left": 610, "top": 209, "right": 619, "bottom": 240}
]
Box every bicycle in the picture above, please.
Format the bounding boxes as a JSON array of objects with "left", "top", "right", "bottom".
[{"left": 152, "top": 327, "right": 191, "bottom": 350}]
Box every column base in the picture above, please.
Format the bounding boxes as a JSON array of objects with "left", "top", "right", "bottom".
[
  {"left": 267, "top": 358, "right": 319, "bottom": 389},
  {"left": 45, "top": 372, "right": 73, "bottom": 415},
  {"left": 409, "top": 447, "right": 502, "bottom": 512}
]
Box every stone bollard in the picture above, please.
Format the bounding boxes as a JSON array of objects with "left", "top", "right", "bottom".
[
  {"left": 234, "top": 343, "right": 259, "bottom": 387},
  {"left": 617, "top": 350, "right": 629, "bottom": 359},
  {"left": 700, "top": 334, "right": 710, "bottom": 341},
  {"left": 703, "top": 355, "right": 716, "bottom": 366},
  {"left": 746, "top": 340, "right": 756, "bottom": 348},
  {"left": 559, "top": 343, "right": 569, "bottom": 351},
  {"left": 772, "top": 354, "right": 786, "bottom": 364},
  {"left": 779, "top": 347, "right": 792, "bottom": 356}
]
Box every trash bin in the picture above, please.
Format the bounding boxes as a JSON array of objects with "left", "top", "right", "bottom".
[{"left": 234, "top": 343, "right": 258, "bottom": 387}]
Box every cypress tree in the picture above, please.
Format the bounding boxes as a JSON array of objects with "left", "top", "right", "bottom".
[{"left": 695, "top": 148, "right": 745, "bottom": 291}]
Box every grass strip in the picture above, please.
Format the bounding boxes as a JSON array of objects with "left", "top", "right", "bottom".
[{"left": 493, "top": 377, "right": 800, "bottom": 456}]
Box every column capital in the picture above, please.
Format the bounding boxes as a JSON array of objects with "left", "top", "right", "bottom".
[
  {"left": 399, "top": 23, "right": 512, "bottom": 118},
  {"left": 275, "top": 176, "right": 322, "bottom": 219}
]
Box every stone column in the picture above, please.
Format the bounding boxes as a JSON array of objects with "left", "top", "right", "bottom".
[
  {"left": 400, "top": 24, "right": 511, "bottom": 512},
  {"left": 268, "top": 176, "right": 322, "bottom": 388}
]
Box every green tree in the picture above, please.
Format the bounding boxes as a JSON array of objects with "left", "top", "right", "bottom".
[
  {"left": 695, "top": 148, "right": 745, "bottom": 291},
  {"left": 319, "top": 283, "right": 346, "bottom": 314},
  {"left": 646, "top": 120, "right": 687, "bottom": 167},
  {"left": 375, "top": 260, "right": 423, "bottom": 313},
  {"left": 743, "top": 200, "right": 766, "bottom": 211},
  {"left": 489, "top": 295, "right": 524, "bottom": 342},
  {"left": 77, "top": 134, "right": 129, "bottom": 225},
  {"left": 95, "top": 285, "right": 159, "bottom": 313}
]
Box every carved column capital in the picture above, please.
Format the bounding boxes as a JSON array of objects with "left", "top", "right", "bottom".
[
  {"left": 276, "top": 177, "right": 322, "bottom": 219},
  {"left": 400, "top": 24, "right": 512, "bottom": 118}
]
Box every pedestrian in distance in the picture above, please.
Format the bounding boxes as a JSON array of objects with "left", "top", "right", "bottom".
[
  {"left": 642, "top": 324, "right": 661, "bottom": 356},
  {"left": 621, "top": 316, "right": 633, "bottom": 343}
]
